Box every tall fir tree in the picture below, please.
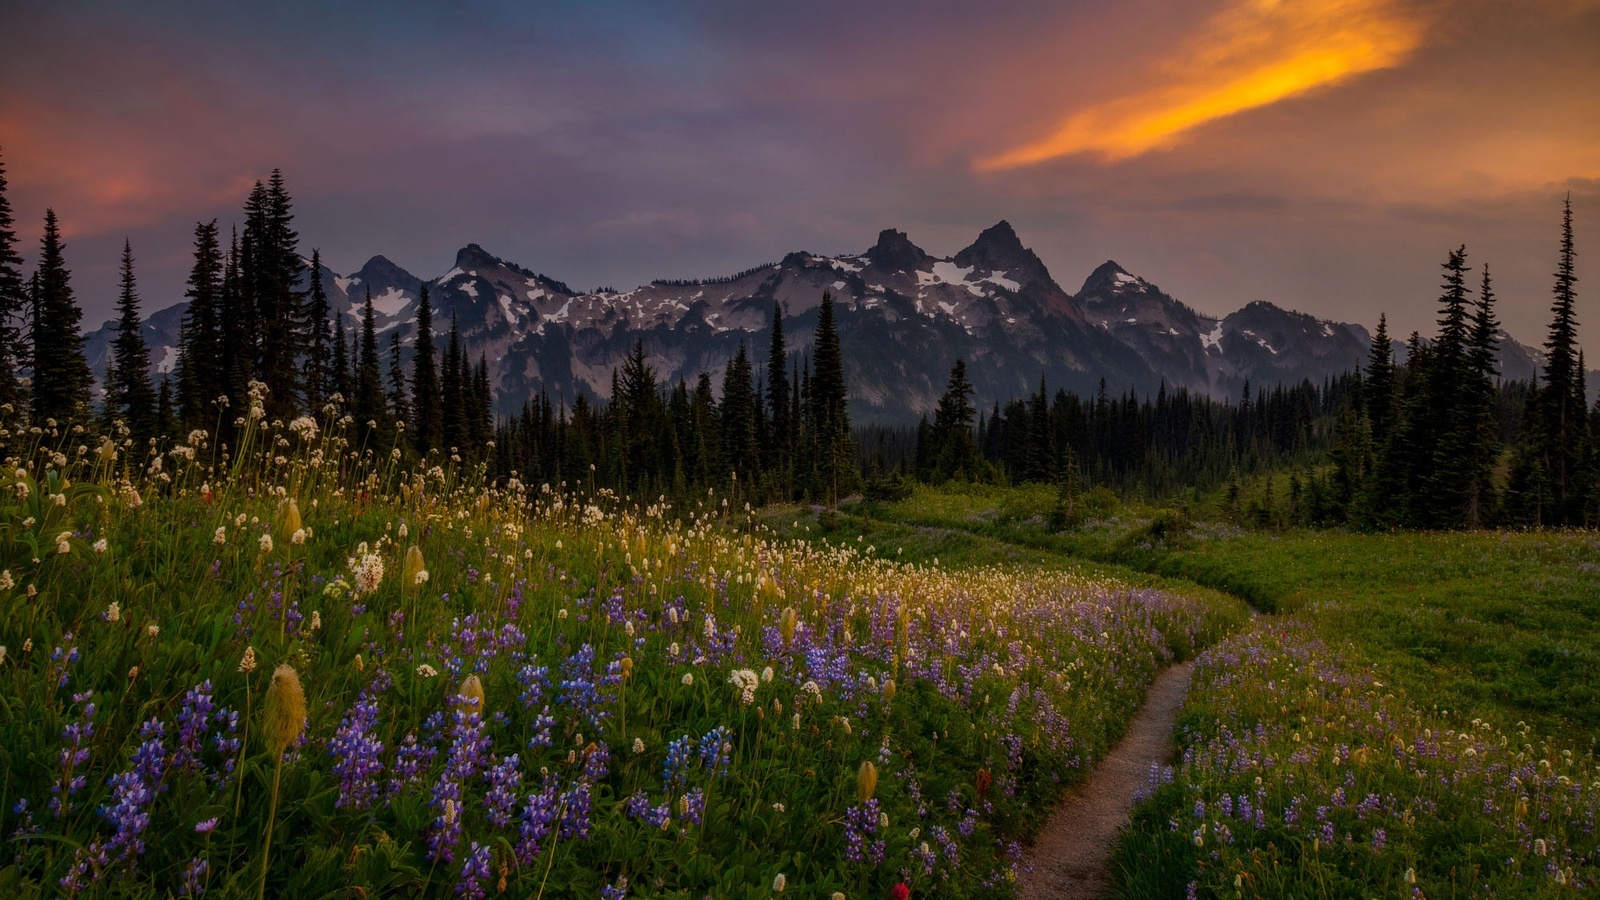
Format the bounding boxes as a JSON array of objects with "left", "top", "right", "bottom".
[
  {"left": 808, "top": 291, "right": 853, "bottom": 504},
  {"left": 330, "top": 314, "right": 352, "bottom": 405},
  {"left": 353, "top": 288, "right": 387, "bottom": 447},
  {"left": 440, "top": 314, "right": 464, "bottom": 453},
  {"left": 720, "top": 343, "right": 758, "bottom": 484},
  {"left": 218, "top": 226, "right": 253, "bottom": 410},
  {"left": 1536, "top": 195, "right": 1583, "bottom": 524},
  {"left": 765, "top": 301, "right": 791, "bottom": 494},
  {"left": 1364, "top": 312, "right": 1396, "bottom": 446},
  {"left": 1418, "top": 245, "right": 1475, "bottom": 528},
  {"left": 177, "top": 220, "right": 224, "bottom": 428},
  {"left": 0, "top": 148, "right": 26, "bottom": 413},
  {"left": 1464, "top": 264, "right": 1502, "bottom": 526},
  {"left": 928, "top": 359, "right": 980, "bottom": 482},
  {"left": 410, "top": 285, "right": 442, "bottom": 456},
  {"left": 387, "top": 332, "right": 411, "bottom": 438},
  {"left": 108, "top": 239, "right": 158, "bottom": 442},
  {"left": 29, "top": 209, "right": 92, "bottom": 428},
  {"left": 305, "top": 249, "right": 332, "bottom": 412}
]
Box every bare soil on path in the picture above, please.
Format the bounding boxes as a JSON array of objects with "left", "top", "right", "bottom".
[{"left": 1018, "top": 661, "right": 1194, "bottom": 900}]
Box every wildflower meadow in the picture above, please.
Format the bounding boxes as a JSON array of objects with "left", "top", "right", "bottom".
[{"left": 0, "top": 390, "right": 1245, "bottom": 898}]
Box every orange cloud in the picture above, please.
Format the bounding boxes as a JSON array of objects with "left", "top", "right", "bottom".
[{"left": 976, "top": 0, "right": 1429, "bottom": 169}]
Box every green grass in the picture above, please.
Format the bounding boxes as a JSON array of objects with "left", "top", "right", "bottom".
[{"left": 848, "top": 482, "right": 1600, "bottom": 751}]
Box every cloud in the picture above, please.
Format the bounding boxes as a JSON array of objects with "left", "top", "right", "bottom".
[{"left": 976, "top": 0, "right": 1429, "bottom": 169}]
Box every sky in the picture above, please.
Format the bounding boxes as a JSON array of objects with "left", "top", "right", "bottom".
[{"left": 2, "top": 0, "right": 1598, "bottom": 344}]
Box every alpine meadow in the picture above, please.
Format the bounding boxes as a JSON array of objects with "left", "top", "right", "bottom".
[{"left": 2, "top": 2, "right": 1599, "bottom": 898}]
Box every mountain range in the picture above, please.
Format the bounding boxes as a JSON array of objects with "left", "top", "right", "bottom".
[{"left": 86, "top": 221, "right": 1564, "bottom": 424}]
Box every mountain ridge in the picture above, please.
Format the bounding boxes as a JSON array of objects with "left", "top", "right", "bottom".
[{"left": 84, "top": 222, "right": 1568, "bottom": 423}]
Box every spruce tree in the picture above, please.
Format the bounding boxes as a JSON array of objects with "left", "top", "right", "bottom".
[
  {"left": 929, "top": 359, "right": 979, "bottom": 482},
  {"left": 109, "top": 239, "right": 158, "bottom": 441},
  {"left": 387, "top": 332, "right": 411, "bottom": 437},
  {"left": 0, "top": 148, "right": 26, "bottom": 413},
  {"left": 1419, "top": 245, "right": 1474, "bottom": 528},
  {"left": 720, "top": 343, "right": 758, "bottom": 484},
  {"left": 441, "top": 315, "right": 464, "bottom": 454},
  {"left": 1364, "top": 313, "right": 1396, "bottom": 446},
  {"left": 353, "top": 288, "right": 386, "bottom": 447},
  {"left": 1465, "top": 264, "right": 1502, "bottom": 526},
  {"left": 809, "top": 291, "right": 853, "bottom": 505},
  {"left": 410, "top": 285, "right": 442, "bottom": 456},
  {"left": 330, "top": 314, "right": 351, "bottom": 406},
  {"left": 305, "top": 249, "right": 332, "bottom": 412},
  {"left": 29, "top": 209, "right": 93, "bottom": 428},
  {"left": 765, "top": 301, "right": 790, "bottom": 493},
  {"left": 1537, "top": 195, "right": 1583, "bottom": 523},
  {"left": 177, "top": 221, "right": 224, "bottom": 428},
  {"left": 218, "top": 226, "right": 253, "bottom": 410}
]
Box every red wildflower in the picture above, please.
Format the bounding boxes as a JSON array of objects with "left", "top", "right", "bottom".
[{"left": 891, "top": 884, "right": 910, "bottom": 900}]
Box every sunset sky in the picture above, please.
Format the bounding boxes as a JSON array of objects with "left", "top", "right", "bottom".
[{"left": 2, "top": 0, "right": 1597, "bottom": 343}]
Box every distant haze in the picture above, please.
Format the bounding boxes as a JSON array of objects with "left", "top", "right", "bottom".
[{"left": 2, "top": 0, "right": 1597, "bottom": 346}]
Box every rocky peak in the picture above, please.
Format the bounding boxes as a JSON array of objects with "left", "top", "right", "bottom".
[
  {"left": 954, "top": 220, "right": 1052, "bottom": 289},
  {"left": 1078, "top": 260, "right": 1136, "bottom": 296},
  {"left": 454, "top": 243, "right": 504, "bottom": 272},
  {"left": 866, "top": 228, "right": 930, "bottom": 273},
  {"left": 355, "top": 255, "right": 422, "bottom": 295}
]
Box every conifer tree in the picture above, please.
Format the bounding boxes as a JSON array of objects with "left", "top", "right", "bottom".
[
  {"left": 353, "top": 288, "right": 386, "bottom": 447},
  {"left": 1419, "top": 246, "right": 1474, "bottom": 528},
  {"left": 809, "top": 291, "right": 853, "bottom": 504},
  {"left": 387, "top": 333, "right": 410, "bottom": 438},
  {"left": 330, "top": 314, "right": 351, "bottom": 405},
  {"left": 305, "top": 249, "right": 332, "bottom": 412},
  {"left": 720, "top": 344, "right": 758, "bottom": 484},
  {"left": 29, "top": 210, "right": 92, "bottom": 428},
  {"left": 410, "top": 285, "right": 442, "bottom": 457},
  {"left": 0, "top": 149, "right": 26, "bottom": 413},
  {"left": 441, "top": 314, "right": 464, "bottom": 454},
  {"left": 109, "top": 239, "right": 158, "bottom": 441},
  {"left": 1364, "top": 313, "right": 1396, "bottom": 446},
  {"left": 929, "top": 359, "right": 979, "bottom": 482},
  {"left": 177, "top": 220, "right": 224, "bottom": 428},
  {"left": 1536, "top": 195, "right": 1583, "bottom": 523},
  {"left": 218, "top": 226, "right": 253, "bottom": 409},
  {"left": 765, "top": 301, "right": 790, "bottom": 492},
  {"left": 1465, "top": 264, "right": 1502, "bottom": 526},
  {"left": 243, "top": 171, "right": 304, "bottom": 418}
]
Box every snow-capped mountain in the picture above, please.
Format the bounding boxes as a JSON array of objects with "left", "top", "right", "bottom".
[{"left": 84, "top": 221, "right": 1565, "bottom": 423}]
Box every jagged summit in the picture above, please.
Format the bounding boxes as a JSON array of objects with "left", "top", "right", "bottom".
[
  {"left": 954, "top": 220, "right": 1052, "bottom": 289},
  {"left": 866, "top": 228, "right": 930, "bottom": 273},
  {"left": 1079, "top": 260, "right": 1138, "bottom": 295},
  {"left": 454, "top": 243, "right": 504, "bottom": 272}
]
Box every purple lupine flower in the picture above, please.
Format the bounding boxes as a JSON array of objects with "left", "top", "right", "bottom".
[
  {"left": 52, "top": 691, "right": 95, "bottom": 817},
  {"left": 427, "top": 778, "right": 464, "bottom": 864},
  {"left": 559, "top": 782, "right": 592, "bottom": 839},
  {"left": 698, "top": 726, "right": 733, "bottom": 779},
  {"left": 389, "top": 731, "right": 433, "bottom": 795},
  {"left": 600, "top": 876, "right": 629, "bottom": 900},
  {"left": 679, "top": 787, "right": 705, "bottom": 827},
  {"left": 516, "top": 782, "right": 561, "bottom": 865},
  {"left": 457, "top": 842, "right": 492, "bottom": 899},
  {"left": 173, "top": 682, "right": 215, "bottom": 774},
  {"left": 557, "top": 643, "right": 611, "bottom": 728},
  {"left": 843, "top": 799, "right": 886, "bottom": 865},
  {"left": 662, "top": 735, "right": 694, "bottom": 792},
  {"left": 330, "top": 697, "right": 385, "bottom": 810},
  {"left": 485, "top": 754, "right": 522, "bottom": 829},
  {"left": 179, "top": 856, "right": 209, "bottom": 896},
  {"left": 624, "top": 790, "right": 671, "bottom": 829}
]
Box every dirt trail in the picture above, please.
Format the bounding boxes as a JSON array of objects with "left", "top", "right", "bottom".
[{"left": 1019, "top": 661, "right": 1194, "bottom": 900}]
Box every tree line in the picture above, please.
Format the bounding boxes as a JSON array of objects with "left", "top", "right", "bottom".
[{"left": 908, "top": 198, "right": 1596, "bottom": 530}]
